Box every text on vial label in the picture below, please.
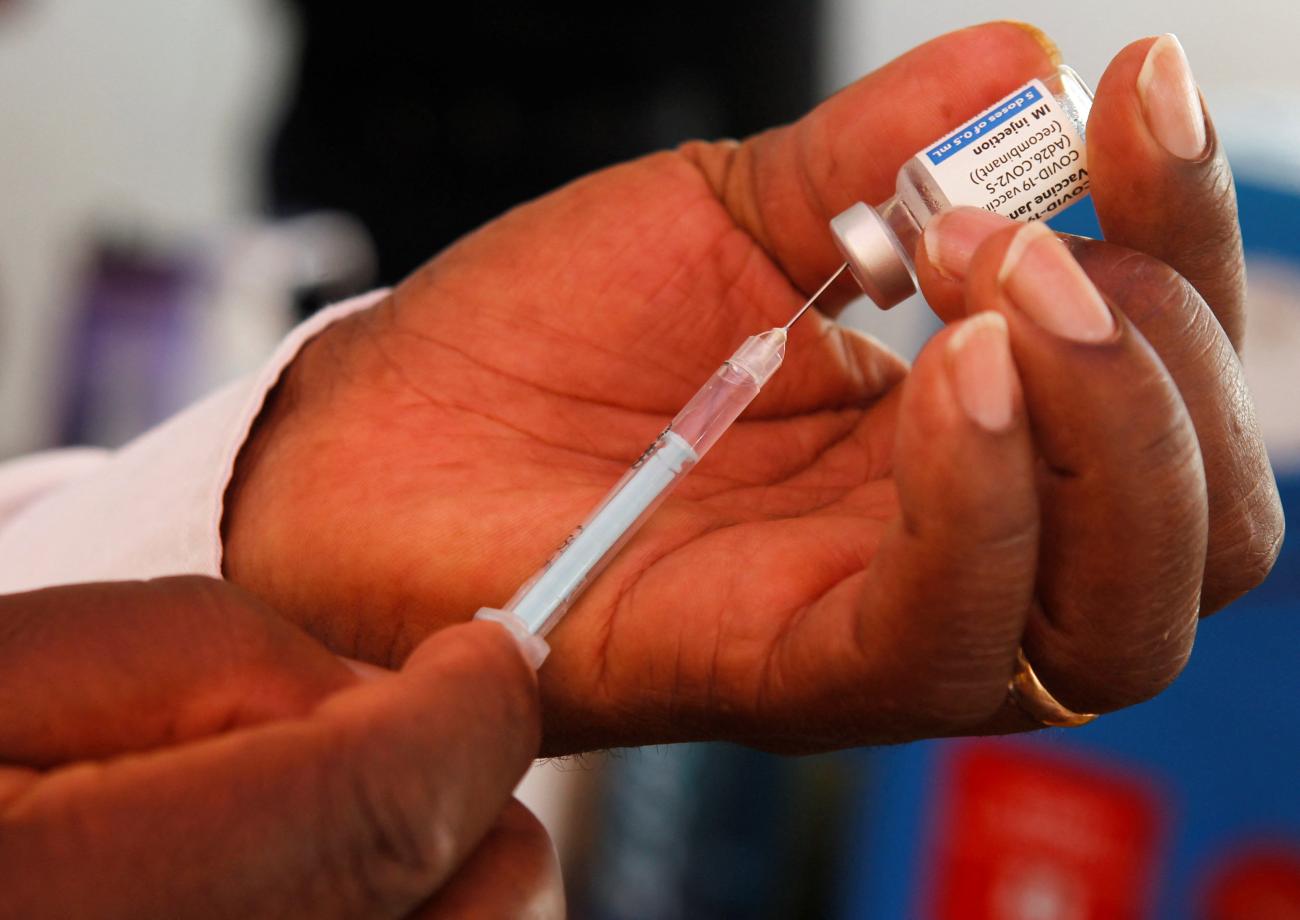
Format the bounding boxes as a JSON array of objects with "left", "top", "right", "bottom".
[{"left": 915, "top": 80, "right": 1090, "bottom": 223}]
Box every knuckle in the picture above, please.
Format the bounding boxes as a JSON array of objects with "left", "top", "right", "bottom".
[
  {"left": 153, "top": 577, "right": 299, "bottom": 674},
  {"left": 1248, "top": 505, "right": 1287, "bottom": 587},
  {"left": 1073, "top": 240, "right": 1214, "bottom": 333},
  {"left": 1135, "top": 407, "right": 1203, "bottom": 480},
  {"left": 1205, "top": 493, "right": 1286, "bottom": 611},
  {"left": 320, "top": 731, "right": 454, "bottom": 914},
  {"left": 1110, "top": 653, "right": 1191, "bottom": 708},
  {"left": 1094, "top": 248, "right": 1189, "bottom": 317},
  {"left": 919, "top": 674, "right": 1012, "bottom": 732},
  {"left": 900, "top": 645, "right": 1017, "bottom": 734},
  {"left": 1195, "top": 158, "right": 1244, "bottom": 249},
  {"left": 1032, "top": 608, "right": 1198, "bottom": 713},
  {"left": 154, "top": 576, "right": 266, "bottom": 638},
  {"left": 1112, "top": 631, "right": 1195, "bottom": 706},
  {"left": 907, "top": 596, "right": 1032, "bottom": 732},
  {"left": 167, "top": 579, "right": 282, "bottom": 670}
]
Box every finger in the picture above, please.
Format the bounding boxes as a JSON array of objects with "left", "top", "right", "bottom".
[
  {"left": 920, "top": 209, "right": 1283, "bottom": 615},
  {"left": 409, "top": 799, "right": 563, "bottom": 920},
  {"left": 1088, "top": 35, "right": 1247, "bottom": 350},
  {"left": 680, "top": 21, "right": 1060, "bottom": 299},
  {"left": 963, "top": 221, "right": 1206, "bottom": 713},
  {"left": 0, "top": 577, "right": 356, "bottom": 766},
  {"left": 1064, "top": 239, "right": 1284, "bottom": 613},
  {"left": 757, "top": 311, "right": 1040, "bottom": 746},
  {"left": 915, "top": 206, "right": 1009, "bottom": 322},
  {"left": 0, "top": 622, "right": 540, "bottom": 920}
]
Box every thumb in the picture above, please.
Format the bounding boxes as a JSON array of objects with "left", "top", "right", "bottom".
[
  {"left": 757, "top": 312, "right": 1040, "bottom": 745},
  {"left": 682, "top": 21, "right": 1058, "bottom": 295},
  {"left": 1, "top": 622, "right": 540, "bottom": 919}
]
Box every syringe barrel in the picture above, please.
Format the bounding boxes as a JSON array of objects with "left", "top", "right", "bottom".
[
  {"left": 504, "top": 429, "right": 698, "bottom": 637},
  {"left": 671, "top": 327, "right": 786, "bottom": 456},
  {"left": 492, "top": 327, "right": 787, "bottom": 641},
  {"left": 670, "top": 362, "right": 761, "bottom": 457}
]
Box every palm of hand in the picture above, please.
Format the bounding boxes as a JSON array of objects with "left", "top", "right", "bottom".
[{"left": 258, "top": 152, "right": 932, "bottom": 752}]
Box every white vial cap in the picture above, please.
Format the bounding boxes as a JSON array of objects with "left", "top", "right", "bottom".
[{"left": 829, "top": 202, "right": 916, "bottom": 310}]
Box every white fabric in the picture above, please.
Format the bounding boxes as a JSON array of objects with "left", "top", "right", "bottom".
[{"left": 0, "top": 290, "right": 387, "bottom": 594}]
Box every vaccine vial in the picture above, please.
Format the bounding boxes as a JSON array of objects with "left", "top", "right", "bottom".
[{"left": 831, "top": 65, "right": 1094, "bottom": 309}]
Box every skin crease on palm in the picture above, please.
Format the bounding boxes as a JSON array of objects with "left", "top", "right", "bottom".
[{"left": 223, "top": 23, "right": 1284, "bottom": 756}]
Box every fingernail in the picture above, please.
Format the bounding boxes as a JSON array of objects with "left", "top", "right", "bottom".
[
  {"left": 946, "top": 312, "right": 1017, "bottom": 433},
  {"left": 1137, "top": 34, "right": 1207, "bottom": 160},
  {"left": 998, "top": 223, "right": 1115, "bottom": 342},
  {"left": 924, "top": 208, "right": 1012, "bottom": 280}
]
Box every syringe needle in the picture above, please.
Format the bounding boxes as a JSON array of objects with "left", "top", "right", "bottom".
[{"left": 782, "top": 263, "right": 848, "bottom": 330}]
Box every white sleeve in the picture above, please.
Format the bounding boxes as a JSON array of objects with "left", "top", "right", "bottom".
[{"left": 0, "top": 290, "right": 387, "bottom": 595}]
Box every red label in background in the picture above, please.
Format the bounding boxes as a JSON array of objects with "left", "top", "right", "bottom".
[
  {"left": 1202, "top": 844, "right": 1300, "bottom": 920},
  {"left": 926, "top": 741, "right": 1166, "bottom": 920}
]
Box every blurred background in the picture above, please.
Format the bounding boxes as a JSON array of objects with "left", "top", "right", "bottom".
[{"left": 1, "top": 1, "right": 1296, "bottom": 917}]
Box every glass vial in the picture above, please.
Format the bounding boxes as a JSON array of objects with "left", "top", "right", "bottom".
[{"left": 831, "top": 65, "right": 1095, "bottom": 309}]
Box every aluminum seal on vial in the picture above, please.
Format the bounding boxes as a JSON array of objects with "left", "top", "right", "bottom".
[{"left": 830, "top": 202, "right": 917, "bottom": 310}]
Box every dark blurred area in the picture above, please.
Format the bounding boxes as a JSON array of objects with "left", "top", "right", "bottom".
[{"left": 268, "top": 2, "right": 818, "bottom": 289}]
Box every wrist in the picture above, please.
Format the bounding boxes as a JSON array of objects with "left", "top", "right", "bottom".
[
  {"left": 221, "top": 307, "right": 373, "bottom": 599},
  {"left": 220, "top": 340, "right": 305, "bottom": 587}
]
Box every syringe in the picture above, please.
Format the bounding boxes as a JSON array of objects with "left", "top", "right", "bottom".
[{"left": 476, "top": 265, "right": 847, "bottom": 668}]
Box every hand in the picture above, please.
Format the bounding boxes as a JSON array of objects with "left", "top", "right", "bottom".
[
  {"left": 0, "top": 578, "right": 559, "bottom": 919},
  {"left": 223, "top": 24, "right": 1282, "bottom": 754},
  {"left": 910, "top": 34, "right": 1283, "bottom": 725}
]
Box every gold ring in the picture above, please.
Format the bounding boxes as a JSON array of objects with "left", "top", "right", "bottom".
[{"left": 1008, "top": 648, "right": 1098, "bottom": 728}]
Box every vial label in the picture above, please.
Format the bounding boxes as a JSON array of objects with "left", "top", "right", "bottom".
[{"left": 916, "top": 79, "right": 1089, "bottom": 222}]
